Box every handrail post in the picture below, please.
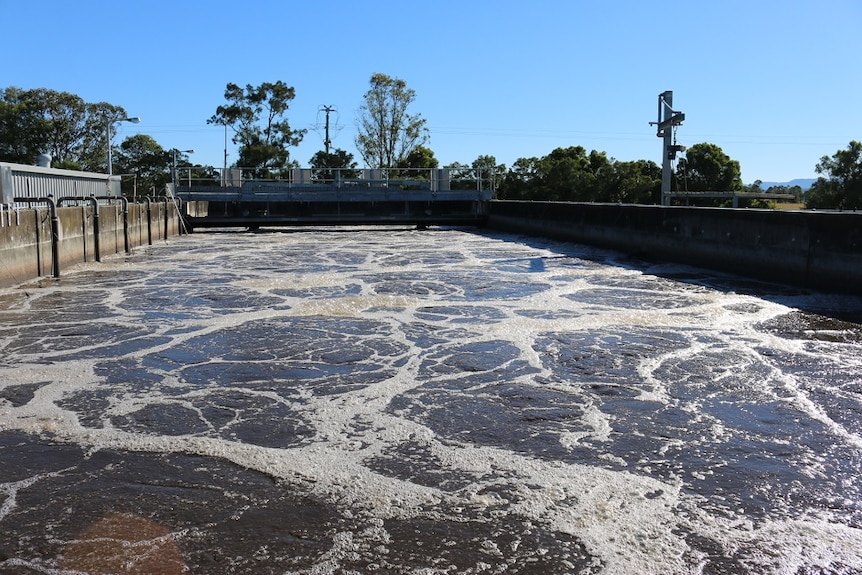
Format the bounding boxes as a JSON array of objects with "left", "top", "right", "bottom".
[
  {"left": 120, "top": 196, "right": 130, "bottom": 254},
  {"left": 144, "top": 196, "right": 153, "bottom": 245},
  {"left": 47, "top": 196, "right": 60, "bottom": 278},
  {"left": 87, "top": 196, "right": 101, "bottom": 262}
]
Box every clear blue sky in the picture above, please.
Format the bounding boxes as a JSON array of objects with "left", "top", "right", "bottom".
[{"left": 3, "top": 0, "right": 860, "bottom": 183}]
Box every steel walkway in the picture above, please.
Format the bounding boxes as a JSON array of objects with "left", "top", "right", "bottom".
[{"left": 176, "top": 170, "right": 493, "bottom": 229}]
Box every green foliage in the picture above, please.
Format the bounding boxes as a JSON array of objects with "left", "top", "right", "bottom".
[
  {"left": 765, "top": 184, "right": 803, "bottom": 202},
  {"left": 675, "top": 142, "right": 743, "bottom": 193},
  {"left": 472, "top": 155, "right": 506, "bottom": 193},
  {"left": 806, "top": 141, "right": 862, "bottom": 210},
  {"left": 113, "top": 134, "right": 172, "bottom": 196},
  {"left": 309, "top": 148, "right": 359, "bottom": 181},
  {"left": 537, "top": 146, "right": 594, "bottom": 201},
  {"left": 498, "top": 157, "right": 540, "bottom": 200},
  {"left": 398, "top": 145, "right": 438, "bottom": 172},
  {"left": 0, "top": 87, "right": 131, "bottom": 171},
  {"left": 208, "top": 81, "right": 305, "bottom": 178},
  {"left": 605, "top": 159, "right": 662, "bottom": 204},
  {"left": 496, "top": 147, "right": 660, "bottom": 203},
  {"left": 355, "top": 73, "right": 428, "bottom": 169},
  {"left": 443, "top": 156, "right": 505, "bottom": 191}
]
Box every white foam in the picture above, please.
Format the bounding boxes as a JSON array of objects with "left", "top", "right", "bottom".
[{"left": 2, "top": 228, "right": 861, "bottom": 572}]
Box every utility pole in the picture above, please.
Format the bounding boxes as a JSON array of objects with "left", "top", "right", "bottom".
[
  {"left": 320, "top": 105, "right": 336, "bottom": 154},
  {"left": 650, "top": 91, "right": 686, "bottom": 206}
]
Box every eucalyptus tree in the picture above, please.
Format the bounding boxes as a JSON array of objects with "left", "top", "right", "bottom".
[
  {"left": 674, "top": 142, "right": 743, "bottom": 193},
  {"left": 536, "top": 146, "right": 598, "bottom": 201},
  {"left": 472, "top": 155, "right": 506, "bottom": 193},
  {"left": 0, "top": 86, "right": 43, "bottom": 163},
  {"left": 604, "top": 159, "right": 661, "bottom": 204},
  {"left": 806, "top": 140, "right": 862, "bottom": 209},
  {"left": 355, "top": 73, "right": 428, "bottom": 169},
  {"left": 208, "top": 81, "right": 306, "bottom": 178},
  {"left": 309, "top": 148, "right": 359, "bottom": 181},
  {"left": 445, "top": 155, "right": 505, "bottom": 191},
  {"left": 79, "top": 101, "right": 133, "bottom": 172},
  {"left": 397, "top": 145, "right": 438, "bottom": 177},
  {"left": 0, "top": 87, "right": 130, "bottom": 170},
  {"left": 113, "top": 134, "right": 172, "bottom": 196},
  {"left": 498, "top": 157, "right": 540, "bottom": 200}
]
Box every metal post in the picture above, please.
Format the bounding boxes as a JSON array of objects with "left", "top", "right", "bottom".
[
  {"left": 651, "top": 91, "right": 684, "bottom": 206},
  {"left": 88, "top": 196, "right": 101, "bottom": 262},
  {"left": 47, "top": 197, "right": 60, "bottom": 278},
  {"left": 172, "top": 149, "right": 178, "bottom": 192},
  {"left": 106, "top": 120, "right": 113, "bottom": 175},
  {"left": 661, "top": 91, "right": 673, "bottom": 206},
  {"left": 120, "top": 197, "right": 130, "bottom": 254}
]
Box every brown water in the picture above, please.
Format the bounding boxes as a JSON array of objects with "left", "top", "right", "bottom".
[{"left": 1, "top": 227, "right": 861, "bottom": 574}]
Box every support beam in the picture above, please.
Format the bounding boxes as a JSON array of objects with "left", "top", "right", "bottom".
[{"left": 650, "top": 91, "right": 685, "bottom": 206}]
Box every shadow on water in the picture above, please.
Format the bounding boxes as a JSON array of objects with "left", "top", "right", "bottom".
[{"left": 480, "top": 229, "right": 862, "bottom": 326}]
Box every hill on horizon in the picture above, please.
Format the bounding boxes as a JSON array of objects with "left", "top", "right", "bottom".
[{"left": 755, "top": 178, "right": 816, "bottom": 190}]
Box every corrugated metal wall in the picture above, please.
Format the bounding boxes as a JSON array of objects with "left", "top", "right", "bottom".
[{"left": 0, "top": 162, "right": 120, "bottom": 205}]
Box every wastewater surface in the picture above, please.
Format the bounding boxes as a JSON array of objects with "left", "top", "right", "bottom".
[{"left": 1, "top": 226, "right": 861, "bottom": 574}]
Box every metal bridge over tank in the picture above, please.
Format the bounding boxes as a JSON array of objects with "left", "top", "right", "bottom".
[{"left": 175, "top": 168, "right": 493, "bottom": 230}]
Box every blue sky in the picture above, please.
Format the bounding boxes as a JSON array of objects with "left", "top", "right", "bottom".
[{"left": 3, "top": 0, "right": 860, "bottom": 183}]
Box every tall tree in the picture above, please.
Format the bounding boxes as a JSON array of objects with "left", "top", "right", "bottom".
[
  {"left": 536, "top": 146, "right": 597, "bottom": 201},
  {"left": 398, "top": 145, "right": 438, "bottom": 176},
  {"left": 0, "top": 87, "right": 130, "bottom": 170},
  {"left": 0, "top": 86, "right": 43, "bottom": 164},
  {"left": 309, "top": 148, "right": 359, "bottom": 182},
  {"left": 113, "top": 134, "right": 171, "bottom": 196},
  {"left": 80, "top": 101, "right": 133, "bottom": 172},
  {"left": 675, "top": 142, "right": 743, "bottom": 193},
  {"left": 472, "top": 155, "right": 506, "bottom": 193},
  {"left": 498, "top": 157, "right": 540, "bottom": 200},
  {"left": 355, "top": 73, "right": 428, "bottom": 169},
  {"left": 604, "top": 159, "right": 662, "bottom": 204},
  {"left": 207, "top": 81, "right": 305, "bottom": 178},
  {"left": 23, "top": 88, "right": 89, "bottom": 167},
  {"left": 806, "top": 141, "right": 862, "bottom": 210}
]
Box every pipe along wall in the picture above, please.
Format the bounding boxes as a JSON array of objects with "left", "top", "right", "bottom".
[
  {"left": 487, "top": 201, "right": 862, "bottom": 296},
  {"left": 0, "top": 199, "right": 186, "bottom": 288}
]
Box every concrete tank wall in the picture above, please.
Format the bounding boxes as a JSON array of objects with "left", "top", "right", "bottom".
[
  {"left": 487, "top": 201, "right": 862, "bottom": 295},
  {"left": 0, "top": 200, "right": 189, "bottom": 288}
]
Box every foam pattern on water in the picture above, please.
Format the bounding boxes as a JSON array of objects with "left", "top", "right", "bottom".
[{"left": 1, "top": 227, "right": 861, "bottom": 574}]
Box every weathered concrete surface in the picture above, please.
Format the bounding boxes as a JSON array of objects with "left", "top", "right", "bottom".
[
  {"left": 487, "top": 201, "right": 862, "bottom": 295},
  {"left": 0, "top": 201, "right": 186, "bottom": 288}
]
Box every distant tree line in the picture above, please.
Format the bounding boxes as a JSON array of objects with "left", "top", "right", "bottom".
[{"left": 1, "top": 80, "right": 859, "bottom": 209}]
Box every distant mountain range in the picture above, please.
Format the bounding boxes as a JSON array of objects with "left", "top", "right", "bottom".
[{"left": 755, "top": 178, "right": 817, "bottom": 190}]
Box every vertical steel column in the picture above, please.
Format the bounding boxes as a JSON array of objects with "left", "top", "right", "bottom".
[
  {"left": 87, "top": 196, "right": 101, "bottom": 262},
  {"left": 660, "top": 91, "right": 673, "bottom": 206}
]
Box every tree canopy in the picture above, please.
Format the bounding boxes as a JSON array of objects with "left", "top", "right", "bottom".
[
  {"left": 806, "top": 141, "right": 862, "bottom": 210},
  {"left": 355, "top": 73, "right": 428, "bottom": 169},
  {"left": 309, "top": 148, "right": 359, "bottom": 181},
  {"left": 0, "top": 87, "right": 131, "bottom": 171},
  {"left": 3, "top": 82, "right": 855, "bottom": 209},
  {"left": 675, "top": 142, "right": 743, "bottom": 193},
  {"left": 496, "top": 146, "right": 661, "bottom": 203},
  {"left": 207, "top": 81, "right": 305, "bottom": 178}
]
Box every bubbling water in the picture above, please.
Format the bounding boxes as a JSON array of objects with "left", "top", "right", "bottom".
[{"left": 1, "top": 226, "right": 861, "bottom": 574}]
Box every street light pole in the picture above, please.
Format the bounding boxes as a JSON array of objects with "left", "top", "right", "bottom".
[{"left": 106, "top": 116, "right": 141, "bottom": 174}]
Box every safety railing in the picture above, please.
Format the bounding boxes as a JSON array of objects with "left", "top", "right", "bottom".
[{"left": 175, "top": 166, "right": 501, "bottom": 194}]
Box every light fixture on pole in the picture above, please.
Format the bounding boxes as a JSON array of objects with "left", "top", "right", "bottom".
[
  {"left": 172, "top": 149, "right": 195, "bottom": 191},
  {"left": 106, "top": 116, "right": 141, "bottom": 175}
]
